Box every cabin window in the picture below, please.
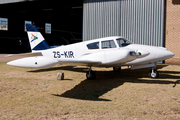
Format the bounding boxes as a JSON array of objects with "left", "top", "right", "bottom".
[
  {"left": 101, "top": 40, "right": 116, "bottom": 49},
  {"left": 116, "top": 38, "right": 132, "bottom": 47},
  {"left": 87, "top": 42, "right": 99, "bottom": 49}
]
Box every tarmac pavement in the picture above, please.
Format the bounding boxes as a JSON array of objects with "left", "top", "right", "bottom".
[{"left": 0, "top": 54, "right": 23, "bottom": 62}]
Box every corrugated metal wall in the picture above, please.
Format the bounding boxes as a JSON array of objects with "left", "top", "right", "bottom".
[
  {"left": 83, "top": 0, "right": 121, "bottom": 41},
  {"left": 83, "top": 0, "right": 165, "bottom": 47}
]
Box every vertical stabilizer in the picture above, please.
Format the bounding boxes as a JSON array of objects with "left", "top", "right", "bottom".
[{"left": 26, "top": 24, "right": 50, "bottom": 51}]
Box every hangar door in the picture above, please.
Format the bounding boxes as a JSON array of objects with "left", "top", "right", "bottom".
[{"left": 83, "top": 0, "right": 165, "bottom": 47}]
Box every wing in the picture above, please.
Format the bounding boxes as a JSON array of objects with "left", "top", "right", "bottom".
[
  {"left": 58, "top": 59, "right": 102, "bottom": 66},
  {"left": 6, "top": 52, "right": 43, "bottom": 57}
]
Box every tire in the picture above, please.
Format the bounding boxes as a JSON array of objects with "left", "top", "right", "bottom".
[
  {"left": 113, "top": 67, "right": 121, "bottom": 72},
  {"left": 86, "top": 70, "right": 96, "bottom": 80},
  {"left": 148, "top": 69, "right": 159, "bottom": 78}
]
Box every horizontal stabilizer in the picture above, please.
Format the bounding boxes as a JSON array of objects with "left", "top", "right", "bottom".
[{"left": 6, "top": 52, "right": 43, "bottom": 57}]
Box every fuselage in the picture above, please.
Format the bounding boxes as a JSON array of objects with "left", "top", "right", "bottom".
[{"left": 34, "top": 36, "right": 174, "bottom": 67}]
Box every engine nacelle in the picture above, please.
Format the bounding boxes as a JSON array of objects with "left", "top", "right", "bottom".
[
  {"left": 7, "top": 56, "right": 58, "bottom": 69},
  {"left": 136, "top": 49, "right": 150, "bottom": 58},
  {"left": 103, "top": 49, "right": 137, "bottom": 65}
]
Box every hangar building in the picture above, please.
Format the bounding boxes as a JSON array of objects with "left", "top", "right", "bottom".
[
  {"left": 0, "top": 0, "right": 83, "bottom": 53},
  {"left": 0, "top": 0, "right": 179, "bottom": 64}
]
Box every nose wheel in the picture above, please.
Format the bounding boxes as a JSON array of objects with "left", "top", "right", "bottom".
[
  {"left": 86, "top": 67, "right": 96, "bottom": 80},
  {"left": 148, "top": 68, "right": 159, "bottom": 78}
]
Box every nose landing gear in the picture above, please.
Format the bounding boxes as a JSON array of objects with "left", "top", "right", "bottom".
[{"left": 148, "top": 68, "right": 159, "bottom": 78}]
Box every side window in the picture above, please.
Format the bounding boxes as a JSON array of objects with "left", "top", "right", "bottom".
[
  {"left": 101, "top": 40, "right": 116, "bottom": 49},
  {"left": 87, "top": 42, "right": 99, "bottom": 49},
  {"left": 116, "top": 38, "right": 132, "bottom": 47}
]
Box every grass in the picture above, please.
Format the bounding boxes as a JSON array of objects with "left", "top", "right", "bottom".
[{"left": 0, "top": 62, "right": 180, "bottom": 119}]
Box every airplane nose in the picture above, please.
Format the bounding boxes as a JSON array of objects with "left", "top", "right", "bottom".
[
  {"left": 167, "top": 51, "right": 174, "bottom": 58},
  {"left": 157, "top": 47, "right": 174, "bottom": 60}
]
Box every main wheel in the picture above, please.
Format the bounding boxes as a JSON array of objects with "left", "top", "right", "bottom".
[
  {"left": 148, "top": 69, "right": 159, "bottom": 78},
  {"left": 86, "top": 70, "right": 96, "bottom": 80},
  {"left": 113, "top": 67, "right": 121, "bottom": 72}
]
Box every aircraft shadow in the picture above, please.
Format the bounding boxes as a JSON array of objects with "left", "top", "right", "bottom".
[
  {"left": 55, "top": 78, "right": 180, "bottom": 101},
  {"left": 53, "top": 77, "right": 124, "bottom": 101},
  {"left": 53, "top": 66, "right": 180, "bottom": 101},
  {"left": 28, "top": 64, "right": 180, "bottom": 101}
]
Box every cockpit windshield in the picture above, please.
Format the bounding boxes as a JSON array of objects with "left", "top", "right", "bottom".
[{"left": 116, "top": 38, "right": 132, "bottom": 47}]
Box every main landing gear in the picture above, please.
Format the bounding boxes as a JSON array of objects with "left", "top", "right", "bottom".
[
  {"left": 148, "top": 68, "right": 159, "bottom": 78},
  {"left": 86, "top": 67, "right": 96, "bottom": 80},
  {"left": 86, "top": 66, "right": 159, "bottom": 80},
  {"left": 86, "top": 67, "right": 121, "bottom": 80},
  {"left": 113, "top": 67, "right": 121, "bottom": 72}
]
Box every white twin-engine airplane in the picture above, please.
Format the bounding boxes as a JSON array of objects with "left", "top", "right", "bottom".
[{"left": 7, "top": 24, "right": 174, "bottom": 80}]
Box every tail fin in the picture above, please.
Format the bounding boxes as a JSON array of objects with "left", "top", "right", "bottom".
[{"left": 26, "top": 24, "right": 50, "bottom": 51}]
